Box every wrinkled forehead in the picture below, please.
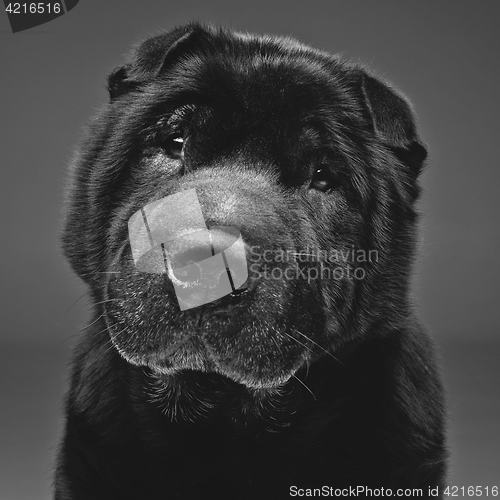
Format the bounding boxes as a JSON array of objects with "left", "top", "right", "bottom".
[{"left": 155, "top": 39, "right": 351, "bottom": 123}]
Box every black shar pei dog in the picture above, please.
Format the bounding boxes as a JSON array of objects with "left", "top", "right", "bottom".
[{"left": 56, "top": 23, "right": 447, "bottom": 499}]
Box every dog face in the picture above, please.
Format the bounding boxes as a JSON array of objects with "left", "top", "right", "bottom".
[{"left": 62, "top": 23, "right": 426, "bottom": 390}]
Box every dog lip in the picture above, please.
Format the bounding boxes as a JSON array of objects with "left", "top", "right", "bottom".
[{"left": 200, "top": 284, "right": 253, "bottom": 314}]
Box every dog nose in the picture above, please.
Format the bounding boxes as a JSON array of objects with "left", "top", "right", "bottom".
[
  {"left": 164, "top": 227, "right": 249, "bottom": 310},
  {"left": 127, "top": 189, "right": 249, "bottom": 311},
  {"left": 167, "top": 227, "right": 245, "bottom": 279}
]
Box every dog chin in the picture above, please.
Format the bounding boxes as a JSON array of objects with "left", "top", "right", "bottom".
[{"left": 114, "top": 339, "right": 297, "bottom": 390}]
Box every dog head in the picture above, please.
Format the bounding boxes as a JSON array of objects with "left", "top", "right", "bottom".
[{"left": 62, "top": 23, "right": 427, "bottom": 390}]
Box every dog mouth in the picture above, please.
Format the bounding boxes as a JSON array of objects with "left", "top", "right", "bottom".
[
  {"left": 138, "top": 335, "right": 301, "bottom": 390},
  {"left": 105, "top": 277, "right": 310, "bottom": 390},
  {"left": 104, "top": 225, "right": 323, "bottom": 390}
]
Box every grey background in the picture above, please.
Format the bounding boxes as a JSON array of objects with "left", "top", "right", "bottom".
[{"left": 0, "top": 1, "right": 498, "bottom": 498}]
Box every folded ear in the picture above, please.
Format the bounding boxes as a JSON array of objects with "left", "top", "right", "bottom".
[
  {"left": 361, "top": 72, "right": 427, "bottom": 176},
  {"left": 107, "top": 22, "right": 207, "bottom": 99}
]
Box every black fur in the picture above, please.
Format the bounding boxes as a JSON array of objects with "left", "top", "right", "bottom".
[{"left": 56, "top": 23, "right": 447, "bottom": 499}]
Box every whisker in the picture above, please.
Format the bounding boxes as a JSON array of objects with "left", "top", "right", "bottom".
[
  {"left": 283, "top": 332, "right": 316, "bottom": 358},
  {"left": 293, "top": 330, "right": 347, "bottom": 368},
  {"left": 90, "top": 324, "right": 115, "bottom": 337},
  {"left": 77, "top": 312, "right": 106, "bottom": 334},
  {"left": 292, "top": 374, "right": 316, "bottom": 401},
  {"left": 76, "top": 271, "right": 122, "bottom": 277},
  {"left": 91, "top": 298, "right": 124, "bottom": 307},
  {"left": 62, "top": 292, "right": 89, "bottom": 320}
]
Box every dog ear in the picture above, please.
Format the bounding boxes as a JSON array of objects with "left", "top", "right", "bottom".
[
  {"left": 107, "top": 23, "right": 207, "bottom": 99},
  {"left": 361, "top": 72, "right": 427, "bottom": 176}
]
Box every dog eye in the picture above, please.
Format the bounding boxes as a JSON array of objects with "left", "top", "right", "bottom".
[
  {"left": 309, "top": 168, "right": 340, "bottom": 193},
  {"left": 162, "top": 133, "right": 184, "bottom": 159}
]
